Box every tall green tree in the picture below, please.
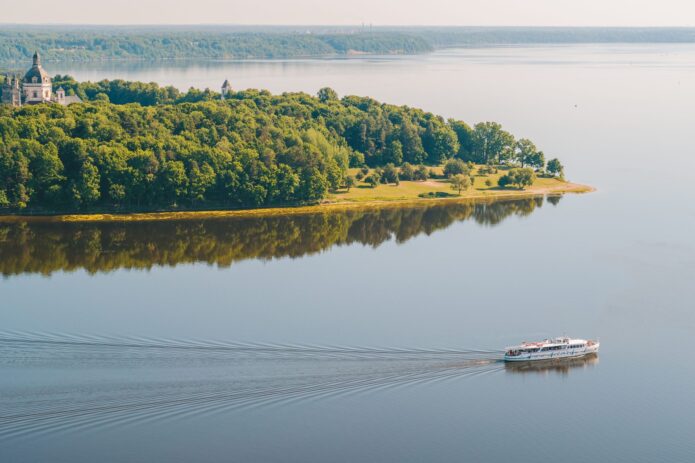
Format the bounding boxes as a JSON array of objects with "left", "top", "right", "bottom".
[
  {"left": 471, "top": 122, "right": 515, "bottom": 164},
  {"left": 449, "top": 119, "right": 475, "bottom": 161},
  {"left": 547, "top": 158, "right": 564, "bottom": 178}
]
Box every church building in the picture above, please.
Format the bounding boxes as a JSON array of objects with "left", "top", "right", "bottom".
[{"left": 1, "top": 52, "right": 82, "bottom": 107}]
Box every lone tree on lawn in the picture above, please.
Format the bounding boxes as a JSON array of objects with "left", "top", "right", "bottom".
[
  {"left": 450, "top": 174, "right": 471, "bottom": 195},
  {"left": 344, "top": 175, "right": 356, "bottom": 192}
]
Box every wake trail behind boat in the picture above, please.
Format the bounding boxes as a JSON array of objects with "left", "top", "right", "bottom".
[{"left": 0, "top": 332, "right": 504, "bottom": 440}]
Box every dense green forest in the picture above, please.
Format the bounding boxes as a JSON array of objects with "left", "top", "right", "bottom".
[
  {"left": 0, "top": 197, "right": 555, "bottom": 276},
  {"left": 2, "top": 26, "right": 695, "bottom": 64},
  {"left": 0, "top": 77, "right": 559, "bottom": 213}
]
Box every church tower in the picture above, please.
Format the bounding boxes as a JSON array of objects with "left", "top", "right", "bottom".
[
  {"left": 22, "top": 51, "right": 52, "bottom": 104},
  {"left": 1, "top": 74, "right": 21, "bottom": 107},
  {"left": 55, "top": 87, "right": 66, "bottom": 105},
  {"left": 221, "top": 79, "right": 232, "bottom": 100}
]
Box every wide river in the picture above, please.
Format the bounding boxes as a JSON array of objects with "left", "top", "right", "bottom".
[{"left": 3, "top": 45, "right": 695, "bottom": 462}]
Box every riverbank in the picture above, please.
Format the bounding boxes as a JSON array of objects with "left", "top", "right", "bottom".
[{"left": 0, "top": 178, "right": 593, "bottom": 223}]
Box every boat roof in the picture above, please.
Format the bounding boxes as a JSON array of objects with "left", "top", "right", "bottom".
[{"left": 506, "top": 337, "right": 588, "bottom": 350}]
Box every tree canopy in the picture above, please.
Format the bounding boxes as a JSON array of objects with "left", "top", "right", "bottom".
[{"left": 0, "top": 78, "right": 561, "bottom": 213}]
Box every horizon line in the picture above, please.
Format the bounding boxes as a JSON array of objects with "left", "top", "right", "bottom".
[{"left": 2, "top": 23, "right": 695, "bottom": 29}]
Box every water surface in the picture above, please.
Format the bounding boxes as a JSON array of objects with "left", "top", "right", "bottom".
[{"left": 3, "top": 45, "right": 695, "bottom": 462}]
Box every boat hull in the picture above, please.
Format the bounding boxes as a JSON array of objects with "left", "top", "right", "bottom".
[{"left": 504, "top": 343, "right": 599, "bottom": 362}]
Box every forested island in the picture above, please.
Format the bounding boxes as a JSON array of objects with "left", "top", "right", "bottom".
[
  {"left": 2, "top": 26, "right": 695, "bottom": 64},
  {"left": 0, "top": 77, "right": 586, "bottom": 216}
]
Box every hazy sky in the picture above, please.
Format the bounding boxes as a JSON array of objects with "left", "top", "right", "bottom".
[{"left": 3, "top": 0, "right": 695, "bottom": 26}]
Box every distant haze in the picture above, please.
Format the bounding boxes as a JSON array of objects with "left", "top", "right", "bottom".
[{"left": 3, "top": 0, "right": 695, "bottom": 26}]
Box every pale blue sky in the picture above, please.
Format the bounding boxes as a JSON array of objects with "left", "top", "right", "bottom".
[{"left": 3, "top": 0, "right": 695, "bottom": 26}]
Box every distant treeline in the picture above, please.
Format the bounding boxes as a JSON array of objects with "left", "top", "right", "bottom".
[
  {"left": 0, "top": 29, "right": 431, "bottom": 64},
  {"left": 0, "top": 77, "right": 555, "bottom": 212},
  {"left": 407, "top": 26, "right": 695, "bottom": 46},
  {"left": 2, "top": 26, "right": 695, "bottom": 64},
  {"left": 0, "top": 197, "right": 554, "bottom": 277}
]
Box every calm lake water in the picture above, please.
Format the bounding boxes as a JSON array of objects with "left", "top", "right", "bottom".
[{"left": 3, "top": 45, "right": 695, "bottom": 462}]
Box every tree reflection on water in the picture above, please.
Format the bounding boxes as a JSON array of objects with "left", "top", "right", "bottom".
[{"left": 0, "top": 196, "right": 558, "bottom": 277}]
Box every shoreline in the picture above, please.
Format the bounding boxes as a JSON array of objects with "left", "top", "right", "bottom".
[{"left": 0, "top": 181, "right": 594, "bottom": 224}]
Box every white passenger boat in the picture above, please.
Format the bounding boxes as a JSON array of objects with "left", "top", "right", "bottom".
[{"left": 504, "top": 337, "right": 599, "bottom": 362}]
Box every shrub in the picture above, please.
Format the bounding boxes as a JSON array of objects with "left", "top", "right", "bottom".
[
  {"left": 443, "top": 158, "right": 470, "bottom": 178},
  {"left": 413, "top": 165, "right": 429, "bottom": 181},
  {"left": 381, "top": 163, "right": 400, "bottom": 184},
  {"left": 400, "top": 162, "right": 415, "bottom": 180},
  {"left": 498, "top": 167, "right": 536, "bottom": 189},
  {"left": 418, "top": 191, "right": 457, "bottom": 198}
]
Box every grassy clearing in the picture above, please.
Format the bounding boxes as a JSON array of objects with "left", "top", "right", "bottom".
[
  {"left": 0, "top": 164, "right": 593, "bottom": 223},
  {"left": 332, "top": 165, "right": 591, "bottom": 203}
]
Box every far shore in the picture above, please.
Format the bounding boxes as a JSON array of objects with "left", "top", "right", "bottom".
[{"left": 0, "top": 180, "right": 593, "bottom": 224}]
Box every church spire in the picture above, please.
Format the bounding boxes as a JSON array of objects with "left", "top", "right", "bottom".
[{"left": 33, "top": 51, "right": 40, "bottom": 66}]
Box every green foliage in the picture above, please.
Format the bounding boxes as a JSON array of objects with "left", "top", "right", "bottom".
[
  {"left": 478, "top": 165, "right": 497, "bottom": 175},
  {"left": 449, "top": 119, "right": 475, "bottom": 160},
  {"left": 470, "top": 122, "right": 515, "bottom": 164},
  {"left": 343, "top": 175, "right": 356, "bottom": 191},
  {"left": 450, "top": 174, "right": 471, "bottom": 194},
  {"left": 384, "top": 140, "right": 404, "bottom": 165},
  {"left": 547, "top": 158, "right": 564, "bottom": 178},
  {"left": 418, "top": 191, "right": 457, "bottom": 198},
  {"left": 443, "top": 158, "right": 470, "bottom": 178},
  {"left": 381, "top": 163, "right": 400, "bottom": 184},
  {"left": 516, "top": 138, "right": 545, "bottom": 170},
  {"left": 317, "top": 87, "right": 339, "bottom": 102},
  {"left": 0, "top": 78, "right": 561, "bottom": 213},
  {"left": 0, "top": 30, "right": 433, "bottom": 64},
  {"left": 413, "top": 164, "right": 429, "bottom": 181},
  {"left": 365, "top": 174, "right": 379, "bottom": 188},
  {"left": 399, "top": 162, "right": 415, "bottom": 180},
  {"left": 348, "top": 150, "right": 365, "bottom": 168},
  {"left": 498, "top": 168, "right": 536, "bottom": 189},
  {"left": 0, "top": 94, "right": 347, "bottom": 210}
]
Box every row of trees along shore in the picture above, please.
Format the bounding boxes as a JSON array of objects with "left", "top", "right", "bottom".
[
  {"left": 0, "top": 77, "right": 565, "bottom": 212},
  {"left": 3, "top": 27, "right": 695, "bottom": 64}
]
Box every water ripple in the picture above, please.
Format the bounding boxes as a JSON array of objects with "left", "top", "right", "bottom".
[{"left": 0, "top": 332, "right": 504, "bottom": 440}]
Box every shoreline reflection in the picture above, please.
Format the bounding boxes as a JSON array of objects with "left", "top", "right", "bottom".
[{"left": 0, "top": 196, "right": 557, "bottom": 277}]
